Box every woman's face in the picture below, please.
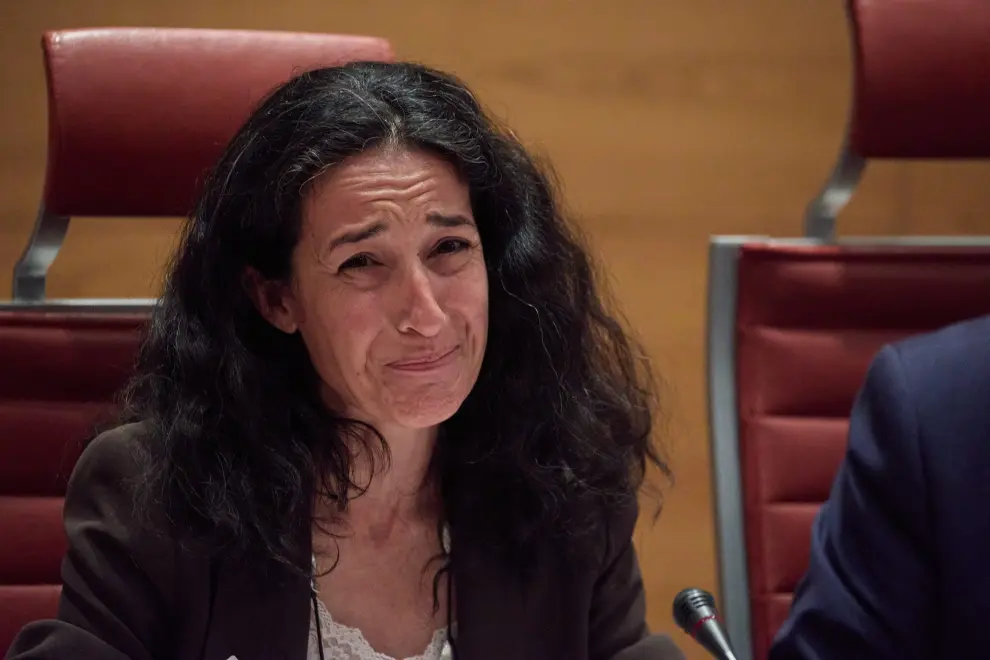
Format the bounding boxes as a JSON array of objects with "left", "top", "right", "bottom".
[{"left": 256, "top": 146, "right": 489, "bottom": 431}]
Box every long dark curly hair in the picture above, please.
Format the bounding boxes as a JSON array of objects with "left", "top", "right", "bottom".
[{"left": 120, "top": 61, "right": 669, "bottom": 574}]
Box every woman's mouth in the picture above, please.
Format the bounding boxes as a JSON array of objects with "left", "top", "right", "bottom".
[{"left": 387, "top": 347, "right": 459, "bottom": 372}]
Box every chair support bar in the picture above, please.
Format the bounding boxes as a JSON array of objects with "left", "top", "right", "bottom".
[
  {"left": 12, "top": 206, "right": 70, "bottom": 302},
  {"left": 802, "top": 140, "right": 866, "bottom": 242}
]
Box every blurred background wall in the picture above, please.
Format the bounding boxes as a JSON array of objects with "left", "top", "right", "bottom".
[{"left": 2, "top": 2, "right": 989, "bottom": 657}]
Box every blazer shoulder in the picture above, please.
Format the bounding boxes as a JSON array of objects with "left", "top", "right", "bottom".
[
  {"left": 878, "top": 315, "right": 990, "bottom": 440},
  {"left": 64, "top": 419, "right": 200, "bottom": 578},
  {"left": 558, "top": 490, "right": 641, "bottom": 571},
  {"left": 890, "top": 314, "right": 990, "bottom": 384},
  {"left": 63, "top": 419, "right": 171, "bottom": 553},
  {"left": 74, "top": 420, "right": 154, "bottom": 484},
  {"left": 602, "top": 493, "right": 640, "bottom": 564}
]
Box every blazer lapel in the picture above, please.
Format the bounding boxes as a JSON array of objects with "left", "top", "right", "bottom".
[
  {"left": 201, "top": 554, "right": 313, "bottom": 660},
  {"left": 452, "top": 544, "right": 532, "bottom": 660}
]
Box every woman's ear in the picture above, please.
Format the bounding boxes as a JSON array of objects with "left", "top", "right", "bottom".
[{"left": 243, "top": 267, "right": 299, "bottom": 334}]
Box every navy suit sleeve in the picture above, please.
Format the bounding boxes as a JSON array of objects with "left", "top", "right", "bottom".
[{"left": 768, "top": 345, "right": 936, "bottom": 660}]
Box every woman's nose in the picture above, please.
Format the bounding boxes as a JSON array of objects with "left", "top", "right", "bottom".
[{"left": 395, "top": 264, "right": 446, "bottom": 337}]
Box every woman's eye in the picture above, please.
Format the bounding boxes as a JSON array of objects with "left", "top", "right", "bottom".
[
  {"left": 433, "top": 238, "right": 472, "bottom": 255},
  {"left": 338, "top": 254, "right": 376, "bottom": 271}
]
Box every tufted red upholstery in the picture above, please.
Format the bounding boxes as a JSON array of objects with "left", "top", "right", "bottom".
[
  {"left": 0, "top": 312, "right": 146, "bottom": 652},
  {"left": 734, "top": 245, "right": 990, "bottom": 659},
  {"left": 1, "top": 28, "right": 393, "bottom": 654}
]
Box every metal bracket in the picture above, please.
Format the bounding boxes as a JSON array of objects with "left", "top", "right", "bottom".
[
  {"left": 12, "top": 205, "right": 70, "bottom": 302},
  {"left": 802, "top": 140, "right": 866, "bottom": 241}
]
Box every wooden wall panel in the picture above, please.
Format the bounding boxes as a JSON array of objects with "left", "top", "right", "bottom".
[{"left": 3, "top": 2, "right": 990, "bottom": 657}]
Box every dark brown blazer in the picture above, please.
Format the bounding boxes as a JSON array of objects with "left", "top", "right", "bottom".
[{"left": 5, "top": 423, "right": 684, "bottom": 660}]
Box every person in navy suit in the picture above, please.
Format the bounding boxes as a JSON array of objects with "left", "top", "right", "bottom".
[{"left": 769, "top": 314, "right": 990, "bottom": 659}]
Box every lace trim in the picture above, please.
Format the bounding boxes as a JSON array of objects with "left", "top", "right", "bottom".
[
  {"left": 307, "top": 527, "right": 452, "bottom": 660},
  {"left": 308, "top": 596, "right": 448, "bottom": 660}
]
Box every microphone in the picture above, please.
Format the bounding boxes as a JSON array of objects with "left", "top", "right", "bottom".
[{"left": 672, "top": 588, "right": 738, "bottom": 660}]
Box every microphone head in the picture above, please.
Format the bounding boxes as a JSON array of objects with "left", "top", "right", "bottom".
[
  {"left": 672, "top": 587, "right": 718, "bottom": 631},
  {"left": 672, "top": 587, "right": 738, "bottom": 660}
]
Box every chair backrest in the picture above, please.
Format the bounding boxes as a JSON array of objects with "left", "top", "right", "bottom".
[
  {"left": 15, "top": 27, "right": 394, "bottom": 301},
  {"left": 705, "top": 2, "right": 990, "bottom": 659},
  {"left": 0, "top": 312, "right": 145, "bottom": 651},
  {"left": 0, "top": 28, "right": 393, "bottom": 653}
]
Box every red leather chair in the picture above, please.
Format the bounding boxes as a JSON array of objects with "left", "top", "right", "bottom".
[
  {"left": 705, "top": 2, "right": 990, "bottom": 659},
  {"left": 0, "top": 28, "right": 393, "bottom": 652}
]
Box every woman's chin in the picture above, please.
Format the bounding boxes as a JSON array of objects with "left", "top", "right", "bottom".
[{"left": 383, "top": 390, "right": 469, "bottom": 430}]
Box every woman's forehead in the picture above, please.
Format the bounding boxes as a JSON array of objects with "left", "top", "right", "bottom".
[{"left": 302, "top": 148, "right": 472, "bottom": 231}]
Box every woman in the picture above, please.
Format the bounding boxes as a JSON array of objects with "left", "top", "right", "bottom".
[{"left": 6, "top": 62, "right": 673, "bottom": 660}]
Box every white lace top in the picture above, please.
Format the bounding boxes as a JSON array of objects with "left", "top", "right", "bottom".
[
  {"left": 306, "top": 596, "right": 450, "bottom": 660},
  {"left": 307, "top": 527, "right": 453, "bottom": 660}
]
